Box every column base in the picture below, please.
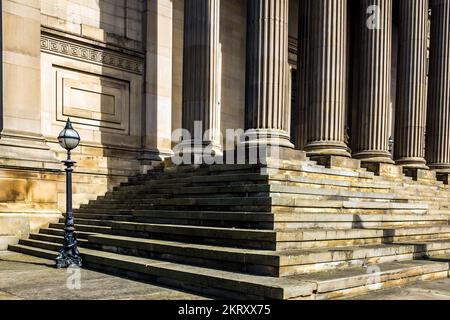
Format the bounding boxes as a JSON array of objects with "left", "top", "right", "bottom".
[
  {"left": 166, "top": 145, "right": 307, "bottom": 168},
  {"left": 172, "top": 139, "right": 223, "bottom": 165},
  {"left": 241, "top": 129, "right": 294, "bottom": 149},
  {"left": 362, "top": 162, "right": 403, "bottom": 180},
  {"left": 395, "top": 157, "right": 429, "bottom": 170},
  {"left": 352, "top": 150, "right": 394, "bottom": 165},
  {"left": 304, "top": 141, "right": 351, "bottom": 158},
  {"left": 428, "top": 163, "right": 450, "bottom": 173}
]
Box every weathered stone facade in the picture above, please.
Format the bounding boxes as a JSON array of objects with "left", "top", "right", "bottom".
[
  {"left": 1, "top": 0, "right": 298, "bottom": 245},
  {"left": 3, "top": 1, "right": 450, "bottom": 295}
]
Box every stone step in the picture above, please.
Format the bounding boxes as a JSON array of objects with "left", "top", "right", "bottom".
[
  {"left": 272, "top": 213, "right": 449, "bottom": 230},
  {"left": 292, "top": 260, "right": 449, "bottom": 300},
  {"left": 29, "top": 233, "right": 89, "bottom": 245},
  {"left": 39, "top": 228, "right": 95, "bottom": 240},
  {"left": 267, "top": 163, "right": 375, "bottom": 179},
  {"left": 52, "top": 221, "right": 277, "bottom": 250},
  {"left": 74, "top": 206, "right": 435, "bottom": 220},
  {"left": 8, "top": 243, "right": 450, "bottom": 300},
  {"left": 269, "top": 185, "right": 405, "bottom": 200},
  {"left": 50, "top": 218, "right": 450, "bottom": 251},
  {"left": 18, "top": 237, "right": 280, "bottom": 277},
  {"left": 100, "top": 184, "right": 413, "bottom": 204},
  {"left": 81, "top": 197, "right": 273, "bottom": 212},
  {"left": 129, "top": 167, "right": 260, "bottom": 183},
  {"left": 120, "top": 173, "right": 269, "bottom": 188},
  {"left": 48, "top": 223, "right": 112, "bottom": 235},
  {"left": 428, "top": 209, "right": 450, "bottom": 215},
  {"left": 75, "top": 212, "right": 274, "bottom": 230},
  {"left": 140, "top": 161, "right": 374, "bottom": 184},
  {"left": 80, "top": 197, "right": 271, "bottom": 208},
  {"left": 105, "top": 184, "right": 271, "bottom": 199},
  {"left": 6, "top": 244, "right": 315, "bottom": 300},
  {"left": 81, "top": 197, "right": 430, "bottom": 215},
  {"left": 119, "top": 164, "right": 391, "bottom": 194},
  {"left": 272, "top": 199, "right": 429, "bottom": 210},
  {"left": 120, "top": 211, "right": 447, "bottom": 230},
  {"left": 142, "top": 164, "right": 263, "bottom": 180},
  {"left": 273, "top": 200, "right": 431, "bottom": 215},
  {"left": 71, "top": 213, "right": 134, "bottom": 221},
  {"left": 72, "top": 234, "right": 450, "bottom": 276},
  {"left": 59, "top": 218, "right": 116, "bottom": 227},
  {"left": 16, "top": 230, "right": 450, "bottom": 277},
  {"left": 270, "top": 175, "right": 393, "bottom": 191}
]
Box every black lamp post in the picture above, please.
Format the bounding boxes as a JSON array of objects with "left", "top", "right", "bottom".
[
  {"left": 56, "top": 118, "right": 82, "bottom": 269},
  {"left": 389, "top": 136, "right": 395, "bottom": 155}
]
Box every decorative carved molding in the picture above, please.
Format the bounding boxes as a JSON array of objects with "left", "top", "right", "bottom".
[{"left": 41, "top": 35, "right": 144, "bottom": 75}]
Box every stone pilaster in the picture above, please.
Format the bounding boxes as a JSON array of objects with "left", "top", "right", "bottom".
[
  {"left": 143, "top": 0, "right": 175, "bottom": 162},
  {"left": 304, "top": 0, "right": 350, "bottom": 157},
  {"left": 1, "top": 0, "right": 61, "bottom": 246},
  {"left": 181, "top": 0, "right": 222, "bottom": 155},
  {"left": 244, "top": 0, "right": 294, "bottom": 149},
  {"left": 395, "top": 0, "right": 429, "bottom": 169},
  {"left": 426, "top": 0, "right": 450, "bottom": 172},
  {"left": 353, "top": 0, "right": 394, "bottom": 164},
  {"left": 294, "top": 0, "right": 310, "bottom": 151},
  {"left": 0, "top": 0, "right": 59, "bottom": 169}
]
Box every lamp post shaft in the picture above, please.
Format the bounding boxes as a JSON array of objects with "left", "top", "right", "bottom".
[
  {"left": 66, "top": 153, "right": 74, "bottom": 230},
  {"left": 56, "top": 151, "right": 82, "bottom": 268}
]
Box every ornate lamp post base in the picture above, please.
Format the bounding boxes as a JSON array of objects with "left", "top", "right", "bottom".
[
  {"left": 55, "top": 233, "right": 82, "bottom": 269},
  {"left": 56, "top": 251, "right": 82, "bottom": 269}
]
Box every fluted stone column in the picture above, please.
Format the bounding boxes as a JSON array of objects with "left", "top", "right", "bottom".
[
  {"left": 426, "top": 0, "right": 450, "bottom": 172},
  {"left": 304, "top": 0, "right": 350, "bottom": 157},
  {"left": 395, "top": 0, "right": 429, "bottom": 169},
  {"left": 353, "top": 0, "right": 394, "bottom": 164},
  {"left": 294, "top": 0, "right": 310, "bottom": 151},
  {"left": 181, "top": 0, "right": 222, "bottom": 155},
  {"left": 244, "top": 0, "right": 294, "bottom": 148}
]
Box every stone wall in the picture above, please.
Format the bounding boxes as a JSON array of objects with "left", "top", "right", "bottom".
[
  {"left": 1, "top": 0, "right": 149, "bottom": 246},
  {"left": 40, "top": 0, "right": 144, "bottom": 48},
  {"left": 1, "top": 0, "right": 302, "bottom": 246},
  {"left": 1, "top": 0, "right": 61, "bottom": 246},
  {"left": 39, "top": 0, "right": 148, "bottom": 213}
]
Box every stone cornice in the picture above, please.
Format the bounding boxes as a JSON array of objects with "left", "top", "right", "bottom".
[{"left": 40, "top": 32, "right": 144, "bottom": 75}]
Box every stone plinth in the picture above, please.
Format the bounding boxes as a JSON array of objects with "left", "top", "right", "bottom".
[
  {"left": 362, "top": 163, "right": 404, "bottom": 180},
  {"left": 312, "top": 156, "right": 362, "bottom": 170},
  {"left": 436, "top": 173, "right": 450, "bottom": 185},
  {"left": 403, "top": 168, "right": 437, "bottom": 184}
]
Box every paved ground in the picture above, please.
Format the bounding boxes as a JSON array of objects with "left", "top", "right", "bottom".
[
  {"left": 1, "top": 251, "right": 450, "bottom": 300},
  {"left": 345, "top": 278, "right": 450, "bottom": 300},
  {"left": 0, "top": 251, "right": 208, "bottom": 300}
]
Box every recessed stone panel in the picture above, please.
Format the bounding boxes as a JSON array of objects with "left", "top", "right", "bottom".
[{"left": 55, "top": 66, "right": 130, "bottom": 133}]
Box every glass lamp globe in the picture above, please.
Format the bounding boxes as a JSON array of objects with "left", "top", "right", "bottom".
[{"left": 58, "top": 119, "right": 80, "bottom": 151}]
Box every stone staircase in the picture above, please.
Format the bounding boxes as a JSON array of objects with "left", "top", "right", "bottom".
[{"left": 8, "top": 150, "right": 450, "bottom": 300}]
